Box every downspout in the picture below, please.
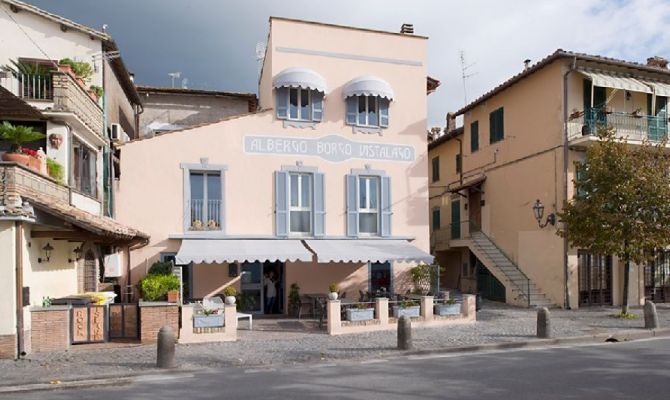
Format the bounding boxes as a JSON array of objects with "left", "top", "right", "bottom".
[
  {"left": 562, "top": 57, "right": 577, "bottom": 309},
  {"left": 134, "top": 103, "right": 144, "bottom": 140},
  {"left": 14, "top": 221, "right": 24, "bottom": 358}
]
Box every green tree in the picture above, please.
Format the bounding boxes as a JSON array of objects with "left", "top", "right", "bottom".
[{"left": 557, "top": 127, "right": 670, "bottom": 314}]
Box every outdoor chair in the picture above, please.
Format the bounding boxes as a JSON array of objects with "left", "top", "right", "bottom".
[{"left": 297, "top": 295, "right": 314, "bottom": 320}]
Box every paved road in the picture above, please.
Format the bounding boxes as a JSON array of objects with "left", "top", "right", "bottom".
[{"left": 7, "top": 338, "right": 670, "bottom": 400}]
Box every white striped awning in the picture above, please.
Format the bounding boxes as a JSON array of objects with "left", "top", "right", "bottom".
[
  {"left": 342, "top": 75, "right": 394, "bottom": 100},
  {"left": 305, "top": 239, "right": 433, "bottom": 264},
  {"left": 579, "top": 70, "right": 651, "bottom": 94},
  {"left": 176, "top": 239, "right": 313, "bottom": 264},
  {"left": 643, "top": 80, "right": 670, "bottom": 97},
  {"left": 272, "top": 68, "right": 328, "bottom": 94}
]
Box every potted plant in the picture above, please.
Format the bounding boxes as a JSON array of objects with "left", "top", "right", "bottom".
[
  {"left": 138, "top": 273, "right": 180, "bottom": 301},
  {"left": 58, "top": 58, "right": 93, "bottom": 87},
  {"left": 167, "top": 289, "right": 179, "bottom": 303},
  {"left": 392, "top": 300, "right": 420, "bottom": 318},
  {"left": 328, "top": 283, "right": 339, "bottom": 300},
  {"left": 223, "top": 286, "right": 237, "bottom": 305},
  {"left": 0, "top": 122, "right": 46, "bottom": 167},
  {"left": 193, "top": 308, "right": 224, "bottom": 328},
  {"left": 345, "top": 303, "right": 374, "bottom": 321},
  {"left": 632, "top": 108, "right": 643, "bottom": 118},
  {"left": 288, "top": 283, "right": 301, "bottom": 317},
  {"left": 434, "top": 298, "right": 461, "bottom": 316},
  {"left": 89, "top": 85, "right": 103, "bottom": 101}
]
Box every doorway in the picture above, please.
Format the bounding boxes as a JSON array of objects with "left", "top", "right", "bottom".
[
  {"left": 645, "top": 251, "right": 670, "bottom": 303},
  {"left": 578, "top": 251, "right": 613, "bottom": 306},
  {"left": 240, "top": 261, "right": 285, "bottom": 315}
]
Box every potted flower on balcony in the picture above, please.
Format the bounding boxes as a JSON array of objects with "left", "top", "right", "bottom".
[
  {"left": 223, "top": 286, "right": 237, "bottom": 305},
  {"left": 434, "top": 298, "right": 461, "bottom": 316},
  {"left": 392, "top": 300, "right": 420, "bottom": 318},
  {"left": 58, "top": 58, "right": 93, "bottom": 87},
  {"left": 0, "top": 122, "right": 46, "bottom": 167},
  {"left": 328, "top": 283, "right": 339, "bottom": 300},
  {"left": 88, "top": 85, "right": 103, "bottom": 102},
  {"left": 193, "top": 308, "right": 224, "bottom": 328},
  {"left": 345, "top": 302, "right": 374, "bottom": 321}
]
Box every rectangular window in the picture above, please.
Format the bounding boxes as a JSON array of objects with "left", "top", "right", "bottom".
[
  {"left": 358, "top": 176, "right": 380, "bottom": 235},
  {"left": 432, "top": 208, "right": 440, "bottom": 231},
  {"left": 287, "top": 88, "right": 311, "bottom": 121},
  {"left": 288, "top": 172, "right": 312, "bottom": 234},
  {"left": 575, "top": 162, "right": 587, "bottom": 198},
  {"left": 471, "top": 121, "right": 479, "bottom": 152},
  {"left": 353, "top": 95, "right": 387, "bottom": 127},
  {"left": 189, "top": 171, "right": 222, "bottom": 230},
  {"left": 456, "top": 154, "right": 462, "bottom": 174},
  {"left": 370, "top": 262, "right": 392, "bottom": 293},
  {"left": 489, "top": 107, "right": 504, "bottom": 144},
  {"left": 431, "top": 156, "right": 440, "bottom": 182},
  {"left": 71, "top": 137, "right": 97, "bottom": 197}
]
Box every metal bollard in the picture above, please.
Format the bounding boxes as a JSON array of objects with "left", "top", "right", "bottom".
[
  {"left": 156, "top": 325, "right": 176, "bottom": 369},
  {"left": 644, "top": 300, "right": 660, "bottom": 330},
  {"left": 397, "top": 315, "right": 413, "bottom": 350},
  {"left": 536, "top": 307, "right": 551, "bottom": 339}
]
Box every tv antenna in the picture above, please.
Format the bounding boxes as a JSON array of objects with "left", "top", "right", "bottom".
[
  {"left": 255, "top": 42, "right": 266, "bottom": 75},
  {"left": 168, "top": 72, "right": 181, "bottom": 88},
  {"left": 460, "top": 50, "right": 477, "bottom": 105}
]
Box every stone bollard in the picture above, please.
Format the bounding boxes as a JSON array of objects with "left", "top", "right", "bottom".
[
  {"left": 397, "top": 315, "right": 413, "bottom": 350},
  {"left": 536, "top": 307, "right": 551, "bottom": 339},
  {"left": 644, "top": 300, "right": 660, "bottom": 330},
  {"left": 156, "top": 325, "right": 176, "bottom": 369}
]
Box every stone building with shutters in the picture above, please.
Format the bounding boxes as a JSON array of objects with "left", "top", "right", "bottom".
[{"left": 114, "top": 17, "right": 438, "bottom": 315}]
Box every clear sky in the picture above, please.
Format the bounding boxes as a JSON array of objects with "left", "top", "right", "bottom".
[{"left": 24, "top": 0, "right": 670, "bottom": 128}]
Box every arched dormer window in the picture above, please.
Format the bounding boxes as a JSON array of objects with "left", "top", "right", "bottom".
[
  {"left": 343, "top": 76, "right": 393, "bottom": 129},
  {"left": 273, "top": 68, "right": 327, "bottom": 123}
]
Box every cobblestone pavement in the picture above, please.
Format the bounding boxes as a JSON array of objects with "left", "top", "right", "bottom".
[{"left": 2, "top": 302, "right": 669, "bottom": 386}]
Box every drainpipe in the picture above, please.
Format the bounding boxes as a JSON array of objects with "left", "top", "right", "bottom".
[
  {"left": 562, "top": 57, "right": 577, "bottom": 309},
  {"left": 455, "top": 137, "right": 463, "bottom": 187},
  {"left": 14, "top": 221, "right": 24, "bottom": 358}
]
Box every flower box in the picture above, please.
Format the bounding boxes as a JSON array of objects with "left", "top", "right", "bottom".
[
  {"left": 346, "top": 308, "right": 374, "bottom": 321},
  {"left": 434, "top": 303, "right": 461, "bottom": 316},
  {"left": 193, "top": 314, "right": 224, "bottom": 328},
  {"left": 392, "top": 305, "right": 420, "bottom": 318}
]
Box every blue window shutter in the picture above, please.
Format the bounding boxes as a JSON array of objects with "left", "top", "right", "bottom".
[
  {"left": 276, "top": 87, "right": 288, "bottom": 120},
  {"left": 311, "top": 91, "right": 324, "bottom": 122},
  {"left": 379, "top": 98, "right": 389, "bottom": 128},
  {"left": 381, "top": 176, "right": 392, "bottom": 237},
  {"left": 346, "top": 174, "right": 358, "bottom": 237},
  {"left": 345, "top": 97, "right": 357, "bottom": 125},
  {"left": 313, "top": 172, "right": 325, "bottom": 237},
  {"left": 275, "top": 171, "right": 289, "bottom": 237}
]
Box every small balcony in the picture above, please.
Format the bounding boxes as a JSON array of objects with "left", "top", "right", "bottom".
[
  {"left": 189, "top": 199, "right": 222, "bottom": 231},
  {"left": 568, "top": 108, "right": 668, "bottom": 145}
]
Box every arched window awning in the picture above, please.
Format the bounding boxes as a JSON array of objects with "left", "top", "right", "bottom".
[
  {"left": 343, "top": 75, "right": 394, "bottom": 100},
  {"left": 272, "top": 68, "right": 328, "bottom": 94}
]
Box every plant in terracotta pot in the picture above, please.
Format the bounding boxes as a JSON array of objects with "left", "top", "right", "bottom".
[
  {"left": 328, "top": 283, "right": 339, "bottom": 300},
  {"left": 0, "top": 122, "right": 46, "bottom": 167},
  {"left": 223, "top": 286, "right": 237, "bottom": 305},
  {"left": 89, "top": 85, "right": 104, "bottom": 102}
]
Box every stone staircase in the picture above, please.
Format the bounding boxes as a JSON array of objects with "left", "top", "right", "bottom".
[{"left": 469, "top": 230, "right": 554, "bottom": 308}]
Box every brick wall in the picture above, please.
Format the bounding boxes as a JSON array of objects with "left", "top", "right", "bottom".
[
  {"left": 0, "top": 334, "right": 16, "bottom": 359},
  {"left": 140, "top": 304, "right": 179, "bottom": 343},
  {"left": 31, "top": 308, "right": 70, "bottom": 353}
]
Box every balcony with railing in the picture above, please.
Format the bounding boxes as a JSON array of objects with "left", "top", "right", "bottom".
[
  {"left": 189, "top": 199, "right": 222, "bottom": 231},
  {"left": 568, "top": 108, "right": 668, "bottom": 144}
]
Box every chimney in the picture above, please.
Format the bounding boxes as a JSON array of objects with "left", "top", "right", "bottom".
[
  {"left": 446, "top": 112, "right": 456, "bottom": 132},
  {"left": 400, "top": 23, "right": 414, "bottom": 34},
  {"left": 647, "top": 56, "right": 668, "bottom": 69},
  {"left": 524, "top": 59, "right": 531, "bottom": 70}
]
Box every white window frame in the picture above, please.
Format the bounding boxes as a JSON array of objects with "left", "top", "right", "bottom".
[
  {"left": 288, "top": 172, "right": 313, "bottom": 235},
  {"left": 287, "top": 87, "right": 312, "bottom": 121},
  {"left": 358, "top": 175, "right": 381, "bottom": 236},
  {"left": 356, "top": 95, "right": 380, "bottom": 127}
]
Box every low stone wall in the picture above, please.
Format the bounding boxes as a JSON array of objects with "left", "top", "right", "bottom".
[
  {"left": 327, "top": 295, "right": 476, "bottom": 335},
  {"left": 31, "top": 306, "right": 70, "bottom": 353},
  {"left": 178, "top": 304, "right": 237, "bottom": 344},
  {"left": 139, "top": 302, "right": 179, "bottom": 343}
]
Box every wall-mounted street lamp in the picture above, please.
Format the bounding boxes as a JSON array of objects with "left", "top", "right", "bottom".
[
  {"left": 68, "top": 246, "right": 82, "bottom": 263},
  {"left": 38, "top": 243, "right": 54, "bottom": 263},
  {"left": 532, "top": 199, "right": 556, "bottom": 228}
]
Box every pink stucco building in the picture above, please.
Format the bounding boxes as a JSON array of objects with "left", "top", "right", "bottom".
[{"left": 115, "top": 17, "right": 435, "bottom": 315}]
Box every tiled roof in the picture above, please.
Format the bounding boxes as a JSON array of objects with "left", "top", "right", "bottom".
[
  {"left": 428, "top": 127, "right": 463, "bottom": 150},
  {"left": 0, "top": 86, "right": 45, "bottom": 120},
  {"left": 455, "top": 49, "right": 670, "bottom": 116},
  {"left": 136, "top": 85, "right": 256, "bottom": 99},
  {"left": 427, "top": 76, "right": 440, "bottom": 95}
]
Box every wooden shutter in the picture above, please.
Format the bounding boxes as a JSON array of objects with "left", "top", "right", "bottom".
[
  {"left": 471, "top": 121, "right": 479, "bottom": 152},
  {"left": 381, "top": 176, "right": 392, "bottom": 237},
  {"left": 346, "top": 174, "right": 358, "bottom": 237},
  {"left": 432, "top": 157, "right": 439, "bottom": 182},
  {"left": 311, "top": 91, "right": 324, "bottom": 122},
  {"left": 313, "top": 172, "right": 325, "bottom": 237},
  {"left": 274, "top": 171, "right": 289, "bottom": 237},
  {"left": 345, "top": 97, "right": 357, "bottom": 125},
  {"left": 276, "top": 87, "right": 288, "bottom": 119},
  {"left": 490, "top": 108, "right": 504, "bottom": 143},
  {"left": 432, "top": 208, "right": 440, "bottom": 230},
  {"left": 379, "top": 98, "right": 390, "bottom": 128},
  {"left": 583, "top": 79, "right": 592, "bottom": 111}
]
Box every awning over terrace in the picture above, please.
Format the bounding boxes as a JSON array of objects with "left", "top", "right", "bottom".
[
  {"left": 175, "top": 239, "right": 313, "bottom": 264},
  {"left": 305, "top": 239, "right": 434, "bottom": 264},
  {"left": 644, "top": 80, "right": 670, "bottom": 97},
  {"left": 578, "top": 69, "right": 651, "bottom": 94}
]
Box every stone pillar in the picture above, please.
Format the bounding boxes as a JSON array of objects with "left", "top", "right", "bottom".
[
  {"left": 420, "top": 296, "right": 434, "bottom": 321},
  {"left": 462, "top": 294, "right": 476, "bottom": 319},
  {"left": 537, "top": 307, "right": 551, "bottom": 339},
  {"left": 224, "top": 304, "right": 237, "bottom": 333},
  {"left": 644, "top": 300, "right": 660, "bottom": 329},
  {"left": 156, "top": 325, "right": 176, "bottom": 369},
  {"left": 397, "top": 315, "right": 412, "bottom": 350},
  {"left": 327, "top": 300, "right": 341, "bottom": 335},
  {"left": 376, "top": 297, "right": 389, "bottom": 327}
]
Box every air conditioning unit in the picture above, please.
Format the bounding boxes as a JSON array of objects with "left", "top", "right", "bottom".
[
  {"left": 110, "top": 123, "right": 125, "bottom": 143},
  {"left": 104, "top": 252, "right": 123, "bottom": 278}
]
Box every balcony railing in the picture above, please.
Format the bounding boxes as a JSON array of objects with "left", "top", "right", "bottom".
[
  {"left": 568, "top": 108, "right": 668, "bottom": 142},
  {"left": 15, "top": 73, "right": 53, "bottom": 100},
  {"left": 190, "top": 199, "right": 222, "bottom": 230}
]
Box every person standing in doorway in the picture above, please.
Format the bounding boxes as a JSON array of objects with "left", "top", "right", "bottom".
[{"left": 265, "top": 271, "right": 277, "bottom": 314}]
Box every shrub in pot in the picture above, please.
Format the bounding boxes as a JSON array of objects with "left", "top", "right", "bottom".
[
  {"left": 0, "top": 122, "right": 46, "bottom": 167},
  {"left": 138, "top": 274, "right": 180, "bottom": 301},
  {"left": 328, "top": 283, "right": 338, "bottom": 300},
  {"left": 223, "top": 286, "right": 237, "bottom": 305}
]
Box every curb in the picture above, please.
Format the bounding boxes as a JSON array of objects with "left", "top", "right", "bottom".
[{"left": 2, "top": 328, "right": 670, "bottom": 393}]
